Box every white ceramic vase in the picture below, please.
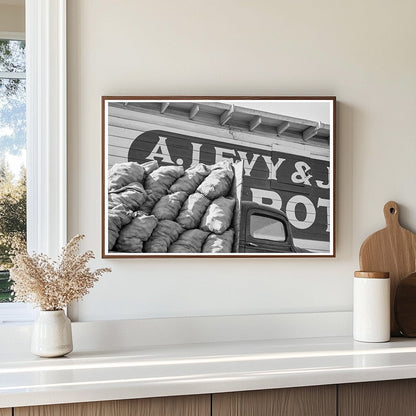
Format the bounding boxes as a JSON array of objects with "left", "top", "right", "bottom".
[{"left": 31, "top": 310, "right": 73, "bottom": 358}]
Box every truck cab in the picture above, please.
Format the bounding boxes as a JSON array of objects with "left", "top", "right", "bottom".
[{"left": 238, "top": 201, "right": 308, "bottom": 254}]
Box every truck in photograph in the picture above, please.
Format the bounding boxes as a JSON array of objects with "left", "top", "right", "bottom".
[{"left": 237, "top": 201, "right": 308, "bottom": 254}]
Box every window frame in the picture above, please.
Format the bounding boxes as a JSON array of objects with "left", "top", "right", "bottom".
[
  {"left": 26, "top": 0, "right": 67, "bottom": 257},
  {"left": 0, "top": 0, "right": 67, "bottom": 323}
]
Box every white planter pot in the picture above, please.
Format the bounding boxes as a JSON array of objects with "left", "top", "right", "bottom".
[{"left": 31, "top": 310, "right": 73, "bottom": 357}]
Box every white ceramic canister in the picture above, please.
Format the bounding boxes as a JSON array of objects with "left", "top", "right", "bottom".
[{"left": 353, "top": 271, "right": 390, "bottom": 343}]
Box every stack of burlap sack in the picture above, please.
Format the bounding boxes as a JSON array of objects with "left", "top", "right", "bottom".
[{"left": 108, "top": 160, "right": 236, "bottom": 254}]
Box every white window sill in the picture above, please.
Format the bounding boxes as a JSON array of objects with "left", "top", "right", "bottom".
[{"left": 0, "top": 303, "right": 37, "bottom": 324}]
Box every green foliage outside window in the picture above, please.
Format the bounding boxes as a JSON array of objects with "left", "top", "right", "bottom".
[{"left": 0, "top": 39, "right": 26, "bottom": 302}]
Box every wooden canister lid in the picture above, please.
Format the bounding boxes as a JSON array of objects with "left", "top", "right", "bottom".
[{"left": 354, "top": 271, "right": 390, "bottom": 279}]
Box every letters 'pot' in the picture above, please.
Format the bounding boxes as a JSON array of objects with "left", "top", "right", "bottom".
[{"left": 31, "top": 310, "right": 73, "bottom": 357}]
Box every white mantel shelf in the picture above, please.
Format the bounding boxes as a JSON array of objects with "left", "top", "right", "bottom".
[{"left": 2, "top": 335, "right": 416, "bottom": 409}]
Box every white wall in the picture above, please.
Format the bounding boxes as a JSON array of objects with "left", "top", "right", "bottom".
[
  {"left": 67, "top": 0, "right": 416, "bottom": 322},
  {"left": 0, "top": 3, "right": 24, "bottom": 33}
]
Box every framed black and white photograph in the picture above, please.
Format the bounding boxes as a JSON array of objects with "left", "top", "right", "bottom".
[{"left": 102, "top": 96, "right": 336, "bottom": 258}]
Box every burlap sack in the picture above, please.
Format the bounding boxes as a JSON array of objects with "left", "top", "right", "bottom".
[
  {"left": 176, "top": 193, "right": 211, "bottom": 229},
  {"left": 108, "top": 162, "right": 146, "bottom": 190},
  {"left": 168, "top": 229, "right": 210, "bottom": 253},
  {"left": 202, "top": 230, "right": 234, "bottom": 253},
  {"left": 108, "top": 205, "right": 133, "bottom": 251},
  {"left": 170, "top": 163, "right": 211, "bottom": 194},
  {"left": 108, "top": 182, "right": 147, "bottom": 211},
  {"left": 196, "top": 160, "right": 234, "bottom": 199},
  {"left": 114, "top": 212, "right": 158, "bottom": 253},
  {"left": 141, "top": 160, "right": 159, "bottom": 175},
  {"left": 200, "top": 196, "right": 235, "bottom": 234},
  {"left": 144, "top": 220, "right": 183, "bottom": 253},
  {"left": 141, "top": 165, "right": 184, "bottom": 213},
  {"left": 151, "top": 191, "right": 188, "bottom": 221}
]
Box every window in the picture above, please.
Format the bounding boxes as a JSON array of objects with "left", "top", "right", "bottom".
[
  {"left": 250, "top": 214, "right": 287, "bottom": 242},
  {"left": 0, "top": 1, "right": 67, "bottom": 324},
  {"left": 0, "top": 37, "right": 26, "bottom": 304}
]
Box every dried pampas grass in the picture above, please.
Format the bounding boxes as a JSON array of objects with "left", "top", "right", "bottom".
[{"left": 10, "top": 234, "right": 111, "bottom": 311}]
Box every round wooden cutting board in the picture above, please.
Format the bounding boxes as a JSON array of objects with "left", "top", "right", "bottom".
[
  {"left": 359, "top": 201, "right": 416, "bottom": 336},
  {"left": 395, "top": 272, "right": 416, "bottom": 337}
]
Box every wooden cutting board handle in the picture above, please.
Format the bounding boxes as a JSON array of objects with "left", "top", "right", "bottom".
[
  {"left": 359, "top": 201, "right": 416, "bottom": 336},
  {"left": 383, "top": 201, "right": 400, "bottom": 229}
]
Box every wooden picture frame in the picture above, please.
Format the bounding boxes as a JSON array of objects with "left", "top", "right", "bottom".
[{"left": 102, "top": 96, "right": 336, "bottom": 258}]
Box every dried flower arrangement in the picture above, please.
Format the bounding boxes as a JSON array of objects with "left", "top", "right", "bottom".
[{"left": 10, "top": 234, "right": 111, "bottom": 311}]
